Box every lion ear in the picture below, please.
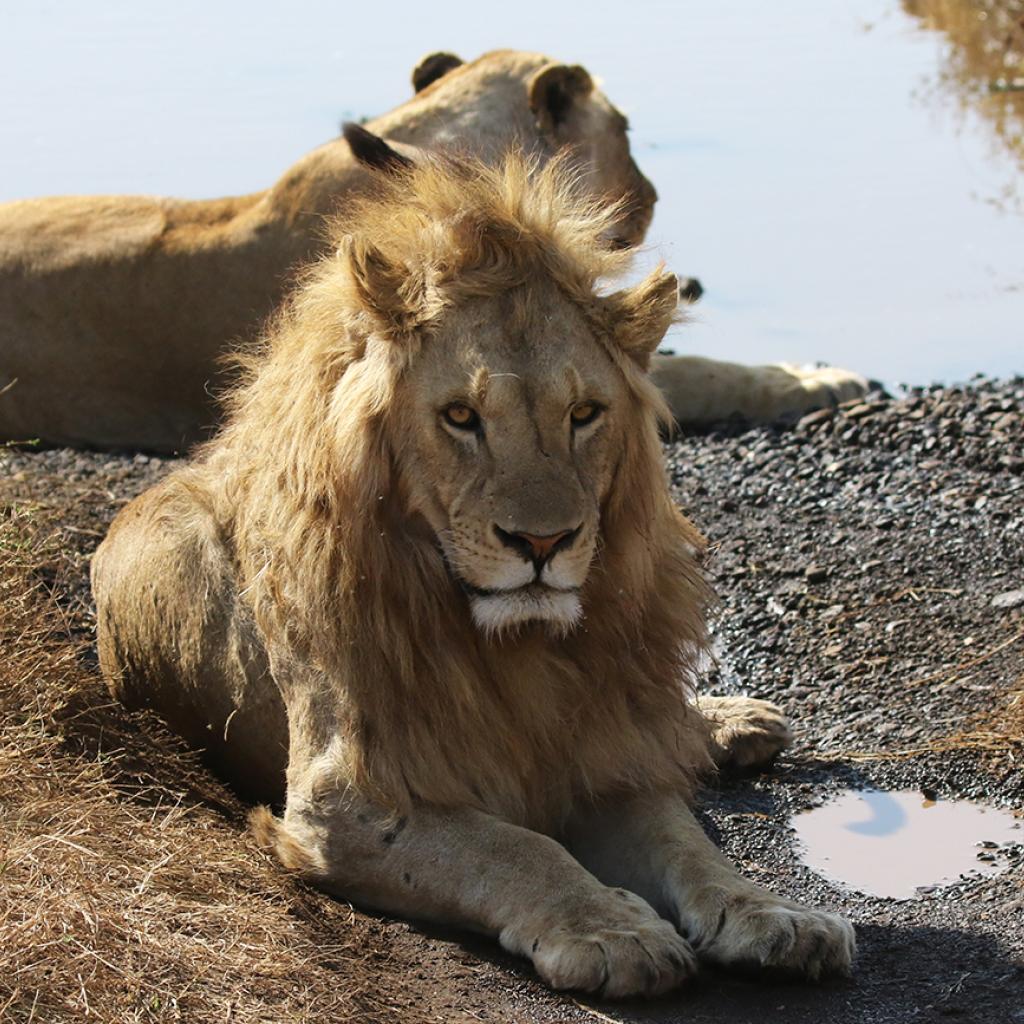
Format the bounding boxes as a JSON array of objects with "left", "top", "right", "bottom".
[
  {"left": 343, "top": 123, "right": 414, "bottom": 175},
  {"left": 411, "top": 51, "right": 463, "bottom": 93},
  {"left": 603, "top": 269, "right": 679, "bottom": 370},
  {"left": 528, "top": 63, "right": 594, "bottom": 135},
  {"left": 343, "top": 236, "right": 419, "bottom": 336}
]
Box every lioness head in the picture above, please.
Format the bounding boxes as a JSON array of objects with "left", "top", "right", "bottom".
[
  {"left": 334, "top": 143, "right": 678, "bottom": 636},
  {"left": 379, "top": 50, "right": 657, "bottom": 250}
]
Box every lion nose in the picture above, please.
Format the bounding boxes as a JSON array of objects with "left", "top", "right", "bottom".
[{"left": 494, "top": 525, "right": 580, "bottom": 566}]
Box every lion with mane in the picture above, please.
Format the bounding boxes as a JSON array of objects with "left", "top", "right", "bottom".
[{"left": 91, "top": 141, "right": 854, "bottom": 998}]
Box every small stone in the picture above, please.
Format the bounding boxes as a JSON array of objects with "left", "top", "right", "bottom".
[
  {"left": 797, "top": 408, "right": 834, "bottom": 431},
  {"left": 844, "top": 403, "right": 874, "bottom": 421},
  {"left": 805, "top": 565, "right": 829, "bottom": 584},
  {"left": 991, "top": 589, "right": 1024, "bottom": 610}
]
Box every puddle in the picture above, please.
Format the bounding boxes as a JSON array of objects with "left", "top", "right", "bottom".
[{"left": 794, "top": 788, "right": 1022, "bottom": 899}]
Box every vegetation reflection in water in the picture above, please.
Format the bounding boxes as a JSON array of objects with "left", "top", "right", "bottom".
[
  {"left": 904, "top": 0, "right": 1024, "bottom": 213},
  {"left": 794, "top": 788, "right": 1022, "bottom": 900}
]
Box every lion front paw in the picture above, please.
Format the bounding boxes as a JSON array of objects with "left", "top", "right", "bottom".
[
  {"left": 699, "top": 695, "right": 793, "bottom": 772},
  {"left": 510, "top": 888, "right": 697, "bottom": 998},
  {"left": 687, "top": 888, "right": 855, "bottom": 979}
]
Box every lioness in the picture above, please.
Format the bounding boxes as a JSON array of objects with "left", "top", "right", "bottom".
[
  {"left": 92, "top": 144, "right": 854, "bottom": 997},
  {"left": 0, "top": 49, "right": 866, "bottom": 452}
]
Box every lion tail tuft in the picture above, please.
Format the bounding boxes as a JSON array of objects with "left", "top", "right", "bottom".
[{"left": 248, "top": 805, "right": 321, "bottom": 875}]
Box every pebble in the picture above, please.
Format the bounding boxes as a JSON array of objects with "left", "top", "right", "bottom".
[
  {"left": 843, "top": 403, "right": 875, "bottom": 421},
  {"left": 798, "top": 408, "right": 834, "bottom": 431},
  {"left": 991, "top": 589, "right": 1024, "bottom": 610}
]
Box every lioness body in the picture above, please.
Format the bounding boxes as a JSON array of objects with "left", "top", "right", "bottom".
[
  {"left": 93, "top": 151, "right": 853, "bottom": 997},
  {"left": 0, "top": 49, "right": 865, "bottom": 452}
]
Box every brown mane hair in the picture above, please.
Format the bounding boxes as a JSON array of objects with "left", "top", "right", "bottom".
[{"left": 195, "top": 153, "right": 714, "bottom": 828}]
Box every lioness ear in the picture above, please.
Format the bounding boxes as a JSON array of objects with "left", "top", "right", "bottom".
[
  {"left": 528, "top": 63, "right": 594, "bottom": 134},
  {"left": 343, "top": 123, "right": 414, "bottom": 175},
  {"left": 604, "top": 269, "right": 679, "bottom": 370},
  {"left": 343, "top": 236, "right": 418, "bottom": 336},
  {"left": 411, "top": 51, "right": 463, "bottom": 93}
]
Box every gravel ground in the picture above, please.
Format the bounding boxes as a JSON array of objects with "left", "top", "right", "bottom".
[{"left": 2, "top": 376, "right": 1022, "bottom": 1023}]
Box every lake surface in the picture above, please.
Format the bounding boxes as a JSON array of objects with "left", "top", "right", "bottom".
[{"left": 2, "top": 0, "right": 1021, "bottom": 383}]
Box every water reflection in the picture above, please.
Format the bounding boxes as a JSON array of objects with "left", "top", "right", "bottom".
[
  {"left": 844, "top": 789, "right": 909, "bottom": 837},
  {"left": 794, "top": 789, "right": 1021, "bottom": 899},
  {"left": 903, "top": 0, "right": 1024, "bottom": 213}
]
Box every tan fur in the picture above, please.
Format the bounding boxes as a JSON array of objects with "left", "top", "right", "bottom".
[
  {"left": 650, "top": 356, "right": 869, "bottom": 425},
  {"left": 248, "top": 806, "right": 322, "bottom": 875},
  {"left": 697, "top": 694, "right": 793, "bottom": 771},
  {"left": 92, "top": 154, "right": 854, "bottom": 997}
]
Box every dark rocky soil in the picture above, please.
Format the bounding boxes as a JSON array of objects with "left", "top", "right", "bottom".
[{"left": 2, "top": 377, "right": 1022, "bottom": 1024}]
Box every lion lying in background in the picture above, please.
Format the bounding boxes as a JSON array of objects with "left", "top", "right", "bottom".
[
  {"left": 92, "top": 139, "right": 854, "bottom": 997},
  {"left": 0, "top": 49, "right": 866, "bottom": 452}
]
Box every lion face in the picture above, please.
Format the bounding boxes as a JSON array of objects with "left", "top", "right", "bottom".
[{"left": 394, "top": 283, "right": 628, "bottom": 636}]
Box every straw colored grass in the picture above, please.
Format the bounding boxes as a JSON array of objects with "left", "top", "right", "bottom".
[{"left": 0, "top": 503, "right": 423, "bottom": 1023}]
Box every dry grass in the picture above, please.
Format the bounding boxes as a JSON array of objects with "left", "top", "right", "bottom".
[
  {"left": 0, "top": 503, "right": 423, "bottom": 1023},
  {"left": 834, "top": 673, "right": 1024, "bottom": 764}
]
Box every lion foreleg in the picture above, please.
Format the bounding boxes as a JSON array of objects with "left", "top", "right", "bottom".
[
  {"left": 564, "top": 791, "right": 855, "bottom": 979},
  {"left": 251, "top": 789, "right": 695, "bottom": 997}
]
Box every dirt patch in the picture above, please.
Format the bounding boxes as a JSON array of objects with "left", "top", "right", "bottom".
[{"left": 1, "top": 375, "right": 1022, "bottom": 1023}]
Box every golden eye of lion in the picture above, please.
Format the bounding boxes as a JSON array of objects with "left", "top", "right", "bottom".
[
  {"left": 570, "top": 402, "right": 601, "bottom": 427},
  {"left": 443, "top": 403, "right": 480, "bottom": 431}
]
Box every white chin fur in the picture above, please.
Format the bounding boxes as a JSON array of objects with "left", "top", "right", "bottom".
[{"left": 470, "top": 589, "right": 582, "bottom": 637}]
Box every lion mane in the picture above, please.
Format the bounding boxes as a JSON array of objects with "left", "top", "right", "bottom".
[{"left": 182, "top": 153, "right": 715, "bottom": 827}]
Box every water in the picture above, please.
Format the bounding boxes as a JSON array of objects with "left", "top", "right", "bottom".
[
  {"left": 1, "top": 1, "right": 1021, "bottom": 383},
  {"left": 794, "top": 788, "right": 1022, "bottom": 899}
]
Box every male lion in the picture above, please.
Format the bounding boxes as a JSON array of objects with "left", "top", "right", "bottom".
[
  {"left": 92, "top": 144, "right": 854, "bottom": 998},
  {"left": 0, "top": 49, "right": 865, "bottom": 452}
]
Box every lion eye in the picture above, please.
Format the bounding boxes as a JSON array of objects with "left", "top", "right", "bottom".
[
  {"left": 442, "top": 403, "right": 481, "bottom": 431},
  {"left": 570, "top": 402, "right": 602, "bottom": 428}
]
